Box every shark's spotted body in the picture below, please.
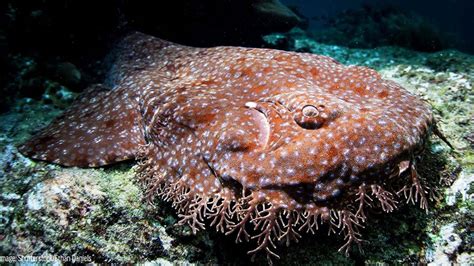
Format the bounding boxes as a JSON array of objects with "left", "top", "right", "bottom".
[{"left": 20, "top": 32, "right": 434, "bottom": 260}]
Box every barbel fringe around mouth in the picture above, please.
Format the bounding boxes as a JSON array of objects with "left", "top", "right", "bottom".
[{"left": 137, "top": 143, "right": 431, "bottom": 263}]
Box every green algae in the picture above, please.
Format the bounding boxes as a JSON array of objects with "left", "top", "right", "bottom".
[{"left": 5, "top": 167, "right": 163, "bottom": 262}]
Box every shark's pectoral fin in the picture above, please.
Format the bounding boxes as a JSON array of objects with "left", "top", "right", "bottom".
[{"left": 18, "top": 84, "right": 146, "bottom": 167}]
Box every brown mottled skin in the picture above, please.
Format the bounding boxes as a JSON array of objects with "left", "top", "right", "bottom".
[{"left": 19, "top": 32, "right": 434, "bottom": 261}]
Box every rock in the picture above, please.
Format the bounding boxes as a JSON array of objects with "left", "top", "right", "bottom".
[
  {"left": 55, "top": 62, "right": 81, "bottom": 86},
  {"left": 251, "top": 0, "right": 304, "bottom": 31}
]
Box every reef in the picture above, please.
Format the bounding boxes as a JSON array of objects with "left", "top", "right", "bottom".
[{"left": 0, "top": 32, "right": 473, "bottom": 265}]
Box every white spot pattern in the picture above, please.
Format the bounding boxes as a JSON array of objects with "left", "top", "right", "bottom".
[{"left": 19, "top": 32, "right": 433, "bottom": 208}]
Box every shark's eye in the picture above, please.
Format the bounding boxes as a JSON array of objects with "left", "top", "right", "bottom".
[
  {"left": 294, "top": 104, "right": 325, "bottom": 130},
  {"left": 302, "top": 105, "right": 319, "bottom": 117}
]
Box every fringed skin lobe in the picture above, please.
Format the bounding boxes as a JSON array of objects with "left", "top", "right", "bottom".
[{"left": 136, "top": 144, "right": 433, "bottom": 264}]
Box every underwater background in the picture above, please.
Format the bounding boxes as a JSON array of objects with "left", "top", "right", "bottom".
[{"left": 0, "top": 0, "right": 472, "bottom": 264}]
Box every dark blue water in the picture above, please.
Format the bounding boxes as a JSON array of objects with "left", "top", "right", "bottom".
[{"left": 282, "top": 0, "right": 474, "bottom": 53}]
